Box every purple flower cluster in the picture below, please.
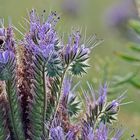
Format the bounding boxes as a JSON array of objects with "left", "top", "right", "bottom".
[
  {"left": 0, "top": 10, "right": 130, "bottom": 140},
  {"left": 50, "top": 126, "right": 76, "bottom": 140},
  {"left": 81, "top": 120, "right": 123, "bottom": 140},
  {"left": 24, "top": 10, "right": 59, "bottom": 59},
  {"left": 0, "top": 24, "right": 15, "bottom": 73},
  {"left": 0, "top": 51, "right": 9, "bottom": 64},
  {"left": 0, "top": 24, "right": 15, "bottom": 52},
  {"left": 63, "top": 31, "right": 90, "bottom": 64}
]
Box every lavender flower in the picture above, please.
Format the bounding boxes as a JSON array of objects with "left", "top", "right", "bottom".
[
  {"left": 0, "top": 50, "right": 9, "bottom": 64},
  {"left": 63, "top": 77, "right": 72, "bottom": 97},
  {"left": 65, "top": 130, "right": 76, "bottom": 140},
  {"left": 105, "top": 93, "right": 125, "bottom": 114},
  {"left": 96, "top": 123, "right": 108, "bottom": 140},
  {"left": 50, "top": 126, "right": 65, "bottom": 140},
  {"left": 0, "top": 24, "right": 15, "bottom": 51},
  {"left": 0, "top": 9, "right": 131, "bottom": 140},
  {"left": 0, "top": 28, "right": 5, "bottom": 38},
  {"left": 97, "top": 83, "right": 107, "bottom": 111},
  {"left": 81, "top": 120, "right": 94, "bottom": 140},
  {"left": 63, "top": 31, "right": 91, "bottom": 64},
  {"left": 24, "top": 10, "right": 59, "bottom": 59},
  {"left": 50, "top": 126, "right": 76, "bottom": 140}
]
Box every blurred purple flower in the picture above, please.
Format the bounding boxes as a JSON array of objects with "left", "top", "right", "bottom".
[
  {"left": 111, "top": 129, "right": 124, "bottom": 140},
  {"left": 105, "top": 93, "right": 125, "bottom": 113},
  {"left": 0, "top": 50, "right": 9, "bottom": 64},
  {"left": 50, "top": 126, "right": 65, "bottom": 140},
  {"left": 66, "top": 130, "right": 76, "bottom": 140},
  {"left": 81, "top": 120, "right": 94, "bottom": 140},
  {"left": 50, "top": 125, "right": 76, "bottom": 140},
  {"left": 96, "top": 123, "right": 108, "bottom": 140},
  {"left": 0, "top": 28, "right": 5, "bottom": 36},
  {"left": 104, "top": 0, "right": 137, "bottom": 31},
  {"left": 61, "top": 0, "right": 80, "bottom": 17},
  {"left": 97, "top": 83, "right": 107, "bottom": 111},
  {"left": 63, "top": 77, "right": 72, "bottom": 97},
  {"left": 0, "top": 24, "right": 15, "bottom": 51}
]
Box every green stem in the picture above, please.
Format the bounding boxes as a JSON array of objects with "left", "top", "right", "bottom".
[
  {"left": 42, "top": 65, "right": 47, "bottom": 137},
  {"left": 50, "top": 64, "right": 69, "bottom": 128},
  {"left": 93, "top": 111, "right": 103, "bottom": 131}
]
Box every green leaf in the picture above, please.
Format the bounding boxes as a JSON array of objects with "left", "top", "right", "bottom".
[
  {"left": 46, "top": 53, "right": 63, "bottom": 77},
  {"left": 128, "top": 43, "right": 140, "bottom": 52},
  {"left": 30, "top": 54, "right": 48, "bottom": 139},
  {"left": 5, "top": 57, "right": 25, "bottom": 140},
  {"left": 128, "top": 19, "right": 140, "bottom": 35},
  {"left": 113, "top": 72, "right": 137, "bottom": 86},
  {"left": 67, "top": 96, "right": 80, "bottom": 116},
  {"left": 129, "top": 78, "right": 140, "bottom": 89},
  {"left": 115, "top": 52, "right": 140, "bottom": 62},
  {"left": 70, "top": 61, "right": 89, "bottom": 75}
]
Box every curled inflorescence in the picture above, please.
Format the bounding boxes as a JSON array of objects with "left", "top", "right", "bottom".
[{"left": 0, "top": 9, "right": 129, "bottom": 140}]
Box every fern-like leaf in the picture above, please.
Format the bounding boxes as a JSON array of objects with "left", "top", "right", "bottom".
[
  {"left": 29, "top": 54, "right": 48, "bottom": 139},
  {"left": 5, "top": 52, "right": 25, "bottom": 140}
]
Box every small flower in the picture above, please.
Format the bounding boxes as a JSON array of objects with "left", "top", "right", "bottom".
[
  {"left": 0, "top": 28, "right": 5, "bottom": 36},
  {"left": 81, "top": 121, "right": 94, "bottom": 140},
  {"left": 0, "top": 25, "right": 15, "bottom": 51},
  {"left": 50, "top": 126, "right": 65, "bottom": 140},
  {"left": 97, "top": 83, "right": 107, "bottom": 111},
  {"left": 65, "top": 130, "right": 76, "bottom": 140},
  {"left": 63, "top": 77, "right": 72, "bottom": 97},
  {"left": 0, "top": 50, "right": 9, "bottom": 64},
  {"left": 105, "top": 93, "right": 125, "bottom": 114},
  {"left": 96, "top": 123, "right": 108, "bottom": 140}
]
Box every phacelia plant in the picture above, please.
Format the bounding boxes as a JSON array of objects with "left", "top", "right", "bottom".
[{"left": 0, "top": 9, "right": 126, "bottom": 140}]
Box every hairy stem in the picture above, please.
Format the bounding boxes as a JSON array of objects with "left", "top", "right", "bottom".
[
  {"left": 50, "top": 64, "right": 69, "bottom": 128},
  {"left": 42, "top": 66, "right": 47, "bottom": 137}
]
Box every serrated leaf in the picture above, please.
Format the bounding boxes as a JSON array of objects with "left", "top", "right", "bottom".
[
  {"left": 46, "top": 53, "right": 63, "bottom": 77},
  {"left": 70, "top": 61, "right": 89, "bottom": 75}
]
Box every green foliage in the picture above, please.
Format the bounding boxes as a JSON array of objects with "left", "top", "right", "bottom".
[
  {"left": 0, "top": 55, "right": 25, "bottom": 139},
  {"left": 128, "top": 19, "right": 140, "bottom": 35},
  {"left": 30, "top": 54, "right": 48, "bottom": 139},
  {"left": 67, "top": 96, "right": 80, "bottom": 117},
  {"left": 113, "top": 19, "right": 140, "bottom": 89},
  {"left": 46, "top": 53, "right": 63, "bottom": 77}
]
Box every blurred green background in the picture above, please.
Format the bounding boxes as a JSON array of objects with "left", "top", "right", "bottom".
[{"left": 0, "top": 0, "right": 140, "bottom": 139}]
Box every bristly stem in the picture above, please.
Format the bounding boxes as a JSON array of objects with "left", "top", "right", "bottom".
[
  {"left": 50, "top": 64, "right": 69, "bottom": 128},
  {"left": 42, "top": 64, "right": 47, "bottom": 137}
]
